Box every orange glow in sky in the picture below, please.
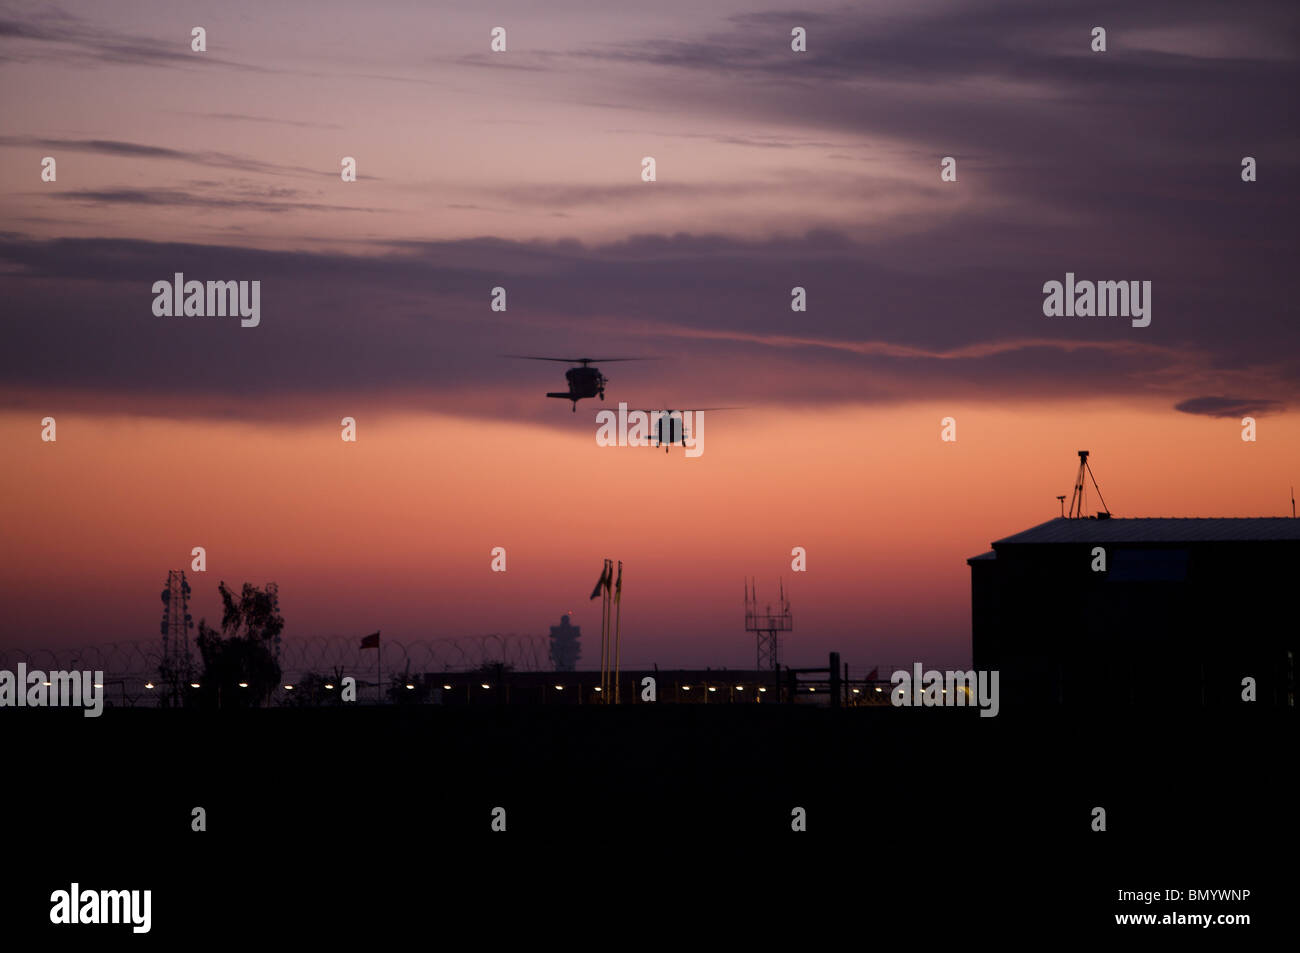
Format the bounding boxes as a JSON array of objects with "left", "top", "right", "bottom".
[{"left": 3, "top": 401, "right": 1294, "bottom": 669}]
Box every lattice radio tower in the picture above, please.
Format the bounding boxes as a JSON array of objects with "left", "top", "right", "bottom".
[
  {"left": 265, "top": 581, "right": 282, "bottom": 667},
  {"left": 745, "top": 577, "right": 792, "bottom": 673},
  {"left": 158, "top": 569, "right": 194, "bottom": 707}
]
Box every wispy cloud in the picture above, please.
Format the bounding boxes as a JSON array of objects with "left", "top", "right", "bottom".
[
  {"left": 0, "top": 135, "right": 337, "bottom": 178},
  {"left": 1174, "top": 396, "right": 1285, "bottom": 418},
  {"left": 186, "top": 112, "right": 345, "bottom": 130},
  {"left": 50, "top": 187, "right": 372, "bottom": 214},
  {"left": 0, "top": 232, "right": 1293, "bottom": 423},
  {"left": 0, "top": 7, "right": 273, "bottom": 72}
]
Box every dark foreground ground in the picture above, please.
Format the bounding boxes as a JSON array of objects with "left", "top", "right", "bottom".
[{"left": 3, "top": 704, "right": 1290, "bottom": 941}]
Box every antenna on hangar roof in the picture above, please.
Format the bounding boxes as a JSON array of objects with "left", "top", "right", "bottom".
[{"left": 1068, "top": 451, "right": 1110, "bottom": 520}]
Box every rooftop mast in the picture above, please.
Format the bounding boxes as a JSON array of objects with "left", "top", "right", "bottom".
[{"left": 1067, "top": 450, "right": 1110, "bottom": 519}]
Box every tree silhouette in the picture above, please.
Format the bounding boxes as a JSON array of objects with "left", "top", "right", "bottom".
[
  {"left": 288, "top": 668, "right": 348, "bottom": 707},
  {"left": 387, "top": 662, "right": 435, "bottom": 704},
  {"left": 194, "top": 581, "right": 284, "bottom": 708}
]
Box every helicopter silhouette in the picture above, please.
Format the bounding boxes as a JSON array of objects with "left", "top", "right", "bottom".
[
  {"left": 507, "top": 356, "right": 650, "bottom": 411},
  {"left": 624, "top": 405, "right": 741, "bottom": 451}
]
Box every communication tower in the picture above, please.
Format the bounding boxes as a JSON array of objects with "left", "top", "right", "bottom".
[
  {"left": 745, "top": 577, "right": 792, "bottom": 673},
  {"left": 158, "top": 570, "right": 194, "bottom": 707}
]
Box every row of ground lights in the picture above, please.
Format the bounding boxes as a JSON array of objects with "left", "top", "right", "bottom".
[{"left": 138, "top": 682, "right": 895, "bottom": 694}]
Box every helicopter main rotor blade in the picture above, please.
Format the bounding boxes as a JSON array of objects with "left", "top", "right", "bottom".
[
  {"left": 503, "top": 355, "right": 588, "bottom": 363},
  {"left": 503, "top": 355, "right": 656, "bottom": 364},
  {"left": 624, "top": 406, "right": 745, "bottom": 412}
]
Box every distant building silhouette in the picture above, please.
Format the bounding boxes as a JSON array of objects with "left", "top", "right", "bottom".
[
  {"left": 549, "top": 614, "right": 581, "bottom": 672},
  {"left": 969, "top": 517, "right": 1299, "bottom": 707}
]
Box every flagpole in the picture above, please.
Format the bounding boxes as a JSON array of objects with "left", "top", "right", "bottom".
[
  {"left": 376, "top": 633, "right": 381, "bottom": 705},
  {"left": 589, "top": 560, "right": 610, "bottom": 705},
  {"left": 614, "top": 561, "right": 622, "bottom": 704},
  {"left": 602, "top": 559, "right": 612, "bottom": 703},
  {"left": 599, "top": 560, "right": 606, "bottom": 701},
  {"left": 603, "top": 556, "right": 613, "bottom": 696}
]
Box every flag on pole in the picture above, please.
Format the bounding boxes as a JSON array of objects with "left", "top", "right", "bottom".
[
  {"left": 589, "top": 563, "right": 610, "bottom": 600},
  {"left": 614, "top": 562, "right": 622, "bottom": 603},
  {"left": 360, "top": 632, "right": 380, "bottom": 650}
]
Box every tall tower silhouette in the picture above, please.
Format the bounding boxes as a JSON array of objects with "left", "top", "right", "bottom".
[
  {"left": 158, "top": 569, "right": 194, "bottom": 707},
  {"left": 549, "top": 614, "right": 581, "bottom": 672},
  {"left": 745, "top": 578, "right": 792, "bottom": 673}
]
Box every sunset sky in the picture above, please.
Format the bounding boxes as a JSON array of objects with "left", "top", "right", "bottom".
[{"left": 2, "top": 0, "right": 1297, "bottom": 670}]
